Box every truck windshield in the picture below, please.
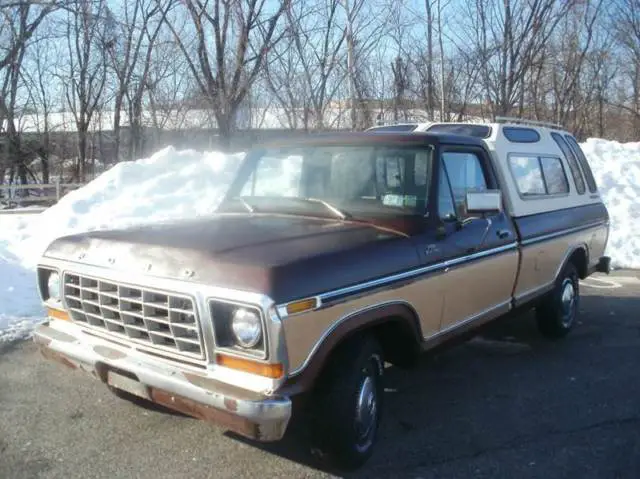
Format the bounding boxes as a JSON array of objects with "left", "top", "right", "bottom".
[{"left": 221, "top": 145, "right": 433, "bottom": 219}]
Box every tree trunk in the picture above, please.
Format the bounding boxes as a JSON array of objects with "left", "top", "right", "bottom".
[
  {"left": 425, "top": 0, "right": 434, "bottom": 120},
  {"left": 113, "top": 92, "right": 123, "bottom": 162}
]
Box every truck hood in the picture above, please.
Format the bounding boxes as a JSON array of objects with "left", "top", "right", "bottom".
[{"left": 43, "top": 213, "right": 420, "bottom": 303}]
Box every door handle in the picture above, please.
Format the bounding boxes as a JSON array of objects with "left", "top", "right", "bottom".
[{"left": 497, "top": 229, "right": 511, "bottom": 239}]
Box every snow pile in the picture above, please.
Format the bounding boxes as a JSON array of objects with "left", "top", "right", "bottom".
[
  {"left": 8, "top": 146, "right": 244, "bottom": 270},
  {"left": 0, "top": 146, "right": 244, "bottom": 341},
  {"left": 0, "top": 138, "right": 639, "bottom": 343},
  {"left": 580, "top": 138, "right": 640, "bottom": 269}
]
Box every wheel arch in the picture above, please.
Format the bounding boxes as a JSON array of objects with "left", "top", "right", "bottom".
[
  {"left": 558, "top": 243, "right": 590, "bottom": 280},
  {"left": 279, "top": 301, "right": 423, "bottom": 395}
]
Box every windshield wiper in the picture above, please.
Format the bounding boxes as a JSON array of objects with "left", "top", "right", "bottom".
[
  {"left": 222, "top": 196, "right": 257, "bottom": 213},
  {"left": 290, "top": 197, "right": 353, "bottom": 220},
  {"left": 227, "top": 196, "right": 352, "bottom": 220}
]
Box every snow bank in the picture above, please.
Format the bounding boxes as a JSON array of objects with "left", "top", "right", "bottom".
[
  {"left": 0, "top": 138, "right": 639, "bottom": 342},
  {"left": 580, "top": 138, "right": 640, "bottom": 270},
  {"left": 9, "top": 146, "right": 244, "bottom": 270},
  {"left": 0, "top": 146, "right": 244, "bottom": 341}
]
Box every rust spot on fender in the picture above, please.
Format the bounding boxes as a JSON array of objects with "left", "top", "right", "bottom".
[
  {"left": 224, "top": 398, "right": 238, "bottom": 412},
  {"left": 93, "top": 345, "right": 127, "bottom": 360}
]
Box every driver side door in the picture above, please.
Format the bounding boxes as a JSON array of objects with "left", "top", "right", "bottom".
[{"left": 434, "top": 146, "right": 519, "bottom": 333}]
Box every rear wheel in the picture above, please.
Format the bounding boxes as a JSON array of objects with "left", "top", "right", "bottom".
[
  {"left": 310, "top": 335, "right": 384, "bottom": 470},
  {"left": 536, "top": 262, "right": 580, "bottom": 338}
]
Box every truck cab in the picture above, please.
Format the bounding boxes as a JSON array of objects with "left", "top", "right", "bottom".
[{"left": 33, "top": 119, "right": 610, "bottom": 470}]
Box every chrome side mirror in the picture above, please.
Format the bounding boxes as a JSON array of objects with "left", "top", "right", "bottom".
[{"left": 465, "top": 190, "right": 503, "bottom": 214}]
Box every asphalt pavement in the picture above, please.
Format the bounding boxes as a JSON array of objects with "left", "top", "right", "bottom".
[{"left": 1, "top": 272, "right": 639, "bottom": 479}]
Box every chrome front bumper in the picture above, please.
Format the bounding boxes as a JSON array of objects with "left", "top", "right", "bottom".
[{"left": 33, "top": 321, "right": 292, "bottom": 442}]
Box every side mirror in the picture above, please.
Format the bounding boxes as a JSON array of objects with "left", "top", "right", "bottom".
[{"left": 465, "top": 190, "right": 503, "bottom": 214}]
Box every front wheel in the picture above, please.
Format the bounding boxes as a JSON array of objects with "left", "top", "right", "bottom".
[
  {"left": 310, "top": 335, "right": 384, "bottom": 470},
  {"left": 536, "top": 262, "right": 580, "bottom": 338}
]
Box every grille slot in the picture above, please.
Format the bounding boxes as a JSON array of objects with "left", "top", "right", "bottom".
[{"left": 63, "top": 273, "right": 205, "bottom": 362}]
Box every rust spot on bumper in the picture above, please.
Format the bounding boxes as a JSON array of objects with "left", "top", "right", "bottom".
[
  {"left": 224, "top": 397, "right": 238, "bottom": 412},
  {"left": 38, "top": 345, "right": 77, "bottom": 370},
  {"left": 149, "top": 388, "right": 260, "bottom": 439}
]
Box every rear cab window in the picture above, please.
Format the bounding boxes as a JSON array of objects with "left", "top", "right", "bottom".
[
  {"left": 564, "top": 135, "right": 598, "bottom": 193},
  {"left": 503, "top": 127, "right": 540, "bottom": 143},
  {"left": 551, "top": 133, "right": 586, "bottom": 194}
]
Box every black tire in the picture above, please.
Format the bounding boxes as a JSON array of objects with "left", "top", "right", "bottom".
[
  {"left": 310, "top": 334, "right": 384, "bottom": 470},
  {"left": 536, "top": 262, "right": 580, "bottom": 339}
]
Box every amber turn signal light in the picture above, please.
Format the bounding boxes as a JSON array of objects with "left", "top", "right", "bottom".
[
  {"left": 285, "top": 297, "right": 319, "bottom": 315},
  {"left": 215, "top": 354, "right": 284, "bottom": 379},
  {"left": 47, "top": 307, "right": 70, "bottom": 321}
]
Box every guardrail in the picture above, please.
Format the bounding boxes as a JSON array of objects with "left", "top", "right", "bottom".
[{"left": 0, "top": 179, "right": 84, "bottom": 206}]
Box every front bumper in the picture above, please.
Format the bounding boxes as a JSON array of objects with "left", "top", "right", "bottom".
[{"left": 33, "top": 321, "right": 292, "bottom": 442}]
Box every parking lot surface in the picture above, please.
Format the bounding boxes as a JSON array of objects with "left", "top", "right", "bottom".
[{"left": 1, "top": 272, "right": 639, "bottom": 478}]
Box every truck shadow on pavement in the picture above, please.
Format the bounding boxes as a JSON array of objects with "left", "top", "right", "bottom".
[{"left": 223, "top": 292, "right": 640, "bottom": 477}]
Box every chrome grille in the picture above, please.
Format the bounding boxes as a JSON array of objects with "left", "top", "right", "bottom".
[{"left": 63, "top": 273, "right": 205, "bottom": 362}]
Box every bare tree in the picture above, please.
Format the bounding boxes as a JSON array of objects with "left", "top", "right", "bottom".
[
  {"left": 162, "top": 0, "right": 290, "bottom": 147},
  {"left": 63, "top": 0, "right": 109, "bottom": 181},
  {"left": 547, "top": 0, "right": 605, "bottom": 127},
  {"left": 463, "top": 0, "right": 575, "bottom": 117},
  {"left": 268, "top": 0, "right": 347, "bottom": 130},
  {"left": 610, "top": 0, "right": 640, "bottom": 136},
  {"left": 21, "top": 22, "right": 62, "bottom": 183},
  {"left": 104, "top": 0, "right": 171, "bottom": 162},
  {"left": 0, "top": 0, "right": 58, "bottom": 192}
]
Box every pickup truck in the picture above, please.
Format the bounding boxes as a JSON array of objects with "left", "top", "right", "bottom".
[{"left": 33, "top": 118, "right": 611, "bottom": 469}]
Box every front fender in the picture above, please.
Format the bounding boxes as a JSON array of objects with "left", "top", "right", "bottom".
[{"left": 278, "top": 301, "right": 422, "bottom": 396}]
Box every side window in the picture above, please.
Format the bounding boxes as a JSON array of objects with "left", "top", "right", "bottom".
[
  {"left": 551, "top": 133, "right": 585, "bottom": 194},
  {"left": 442, "top": 151, "right": 488, "bottom": 213},
  {"left": 564, "top": 135, "right": 598, "bottom": 193},
  {"left": 540, "top": 157, "right": 569, "bottom": 194},
  {"left": 438, "top": 163, "right": 456, "bottom": 220},
  {"left": 509, "top": 155, "right": 569, "bottom": 197},
  {"left": 509, "top": 156, "right": 546, "bottom": 195},
  {"left": 503, "top": 127, "right": 541, "bottom": 143}
]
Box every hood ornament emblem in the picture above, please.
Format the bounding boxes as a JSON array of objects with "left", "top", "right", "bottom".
[{"left": 145, "top": 263, "right": 153, "bottom": 272}]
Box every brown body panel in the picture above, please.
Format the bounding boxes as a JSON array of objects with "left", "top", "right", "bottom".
[{"left": 43, "top": 213, "right": 423, "bottom": 304}]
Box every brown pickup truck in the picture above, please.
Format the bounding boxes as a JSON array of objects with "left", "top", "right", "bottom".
[{"left": 34, "top": 119, "right": 610, "bottom": 469}]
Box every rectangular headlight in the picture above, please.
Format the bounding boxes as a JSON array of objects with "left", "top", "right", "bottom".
[{"left": 209, "top": 300, "right": 267, "bottom": 359}]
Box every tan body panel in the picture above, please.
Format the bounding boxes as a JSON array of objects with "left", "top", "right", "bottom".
[
  {"left": 439, "top": 250, "right": 519, "bottom": 331},
  {"left": 282, "top": 249, "right": 519, "bottom": 374},
  {"left": 282, "top": 269, "right": 447, "bottom": 374},
  {"left": 514, "top": 225, "right": 608, "bottom": 302}
]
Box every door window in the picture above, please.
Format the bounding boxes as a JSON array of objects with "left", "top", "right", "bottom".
[{"left": 439, "top": 151, "right": 488, "bottom": 218}]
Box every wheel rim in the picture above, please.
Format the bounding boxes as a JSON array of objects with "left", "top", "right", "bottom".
[
  {"left": 560, "top": 278, "right": 576, "bottom": 327},
  {"left": 354, "top": 369, "right": 378, "bottom": 452}
]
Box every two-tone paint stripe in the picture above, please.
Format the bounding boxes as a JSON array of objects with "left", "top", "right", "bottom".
[
  {"left": 280, "top": 218, "right": 608, "bottom": 315},
  {"left": 319, "top": 242, "right": 518, "bottom": 305},
  {"left": 520, "top": 220, "right": 608, "bottom": 247}
]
